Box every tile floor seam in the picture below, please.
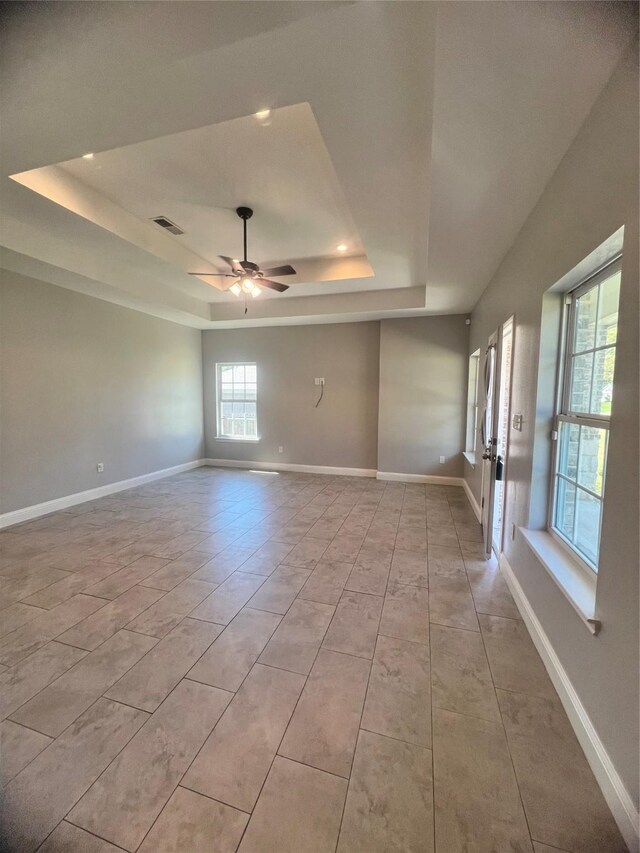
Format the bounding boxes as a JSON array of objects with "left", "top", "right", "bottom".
[
  {"left": 172, "top": 584, "right": 331, "bottom": 842},
  {"left": 176, "top": 779, "right": 254, "bottom": 816},
  {"left": 333, "top": 601, "right": 381, "bottom": 850},
  {"left": 33, "top": 695, "right": 152, "bottom": 843},
  {"left": 474, "top": 573, "right": 536, "bottom": 851},
  {"left": 236, "top": 557, "right": 347, "bottom": 848},
  {"left": 57, "top": 817, "right": 131, "bottom": 852},
  {"left": 427, "top": 498, "right": 441, "bottom": 853}
]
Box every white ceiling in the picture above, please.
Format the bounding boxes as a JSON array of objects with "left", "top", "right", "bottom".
[{"left": 0, "top": 1, "right": 636, "bottom": 328}]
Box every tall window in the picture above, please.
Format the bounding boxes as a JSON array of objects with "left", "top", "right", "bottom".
[
  {"left": 551, "top": 260, "right": 621, "bottom": 570},
  {"left": 466, "top": 350, "right": 480, "bottom": 453},
  {"left": 216, "top": 363, "right": 258, "bottom": 440}
]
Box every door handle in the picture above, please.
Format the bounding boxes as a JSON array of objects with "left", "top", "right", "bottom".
[{"left": 482, "top": 440, "right": 499, "bottom": 462}]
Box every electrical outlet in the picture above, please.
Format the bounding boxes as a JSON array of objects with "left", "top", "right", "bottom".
[
  {"left": 439, "top": 455, "right": 445, "bottom": 464},
  {"left": 314, "top": 377, "right": 325, "bottom": 386},
  {"left": 96, "top": 463, "right": 104, "bottom": 473},
  {"left": 512, "top": 413, "right": 523, "bottom": 431},
  {"left": 278, "top": 446, "right": 283, "bottom": 454}
]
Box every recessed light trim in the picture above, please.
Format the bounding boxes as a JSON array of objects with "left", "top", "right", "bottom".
[
  {"left": 82, "top": 153, "right": 94, "bottom": 160},
  {"left": 336, "top": 243, "right": 348, "bottom": 252},
  {"left": 255, "top": 109, "right": 271, "bottom": 119}
]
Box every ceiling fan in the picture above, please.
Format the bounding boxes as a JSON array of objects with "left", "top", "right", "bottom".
[{"left": 189, "top": 207, "right": 296, "bottom": 297}]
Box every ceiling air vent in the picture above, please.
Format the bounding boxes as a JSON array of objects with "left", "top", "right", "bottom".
[{"left": 151, "top": 216, "right": 184, "bottom": 235}]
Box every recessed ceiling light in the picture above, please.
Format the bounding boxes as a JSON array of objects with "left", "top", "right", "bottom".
[
  {"left": 255, "top": 109, "right": 271, "bottom": 120},
  {"left": 82, "top": 153, "right": 94, "bottom": 160},
  {"left": 336, "top": 243, "right": 348, "bottom": 252}
]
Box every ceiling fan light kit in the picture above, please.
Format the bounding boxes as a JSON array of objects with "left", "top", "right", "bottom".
[{"left": 189, "top": 206, "right": 297, "bottom": 299}]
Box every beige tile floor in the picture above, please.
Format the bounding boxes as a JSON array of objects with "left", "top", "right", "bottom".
[{"left": 0, "top": 467, "right": 627, "bottom": 853}]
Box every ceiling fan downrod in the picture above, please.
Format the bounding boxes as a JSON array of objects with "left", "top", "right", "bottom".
[{"left": 236, "top": 206, "right": 253, "bottom": 264}]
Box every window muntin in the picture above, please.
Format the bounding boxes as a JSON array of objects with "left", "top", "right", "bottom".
[
  {"left": 551, "top": 261, "right": 621, "bottom": 570},
  {"left": 216, "top": 363, "right": 258, "bottom": 440}
]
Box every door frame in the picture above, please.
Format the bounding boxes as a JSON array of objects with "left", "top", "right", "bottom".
[
  {"left": 480, "top": 331, "right": 499, "bottom": 557},
  {"left": 492, "top": 316, "right": 514, "bottom": 556},
  {"left": 480, "top": 317, "right": 515, "bottom": 558}
]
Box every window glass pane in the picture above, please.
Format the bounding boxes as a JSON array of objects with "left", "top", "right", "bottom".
[
  {"left": 552, "top": 265, "right": 621, "bottom": 570},
  {"left": 557, "top": 421, "right": 579, "bottom": 480},
  {"left": 596, "top": 271, "right": 620, "bottom": 347},
  {"left": 576, "top": 426, "right": 607, "bottom": 495},
  {"left": 555, "top": 478, "right": 576, "bottom": 541},
  {"left": 216, "top": 363, "right": 257, "bottom": 438},
  {"left": 590, "top": 347, "right": 615, "bottom": 415},
  {"left": 569, "top": 352, "right": 593, "bottom": 413},
  {"left": 573, "top": 285, "right": 598, "bottom": 353},
  {"left": 574, "top": 488, "right": 601, "bottom": 565}
]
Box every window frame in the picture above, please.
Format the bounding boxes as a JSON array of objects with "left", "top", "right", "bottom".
[
  {"left": 548, "top": 256, "right": 622, "bottom": 573},
  {"left": 215, "top": 362, "right": 259, "bottom": 442},
  {"left": 465, "top": 350, "right": 481, "bottom": 454}
]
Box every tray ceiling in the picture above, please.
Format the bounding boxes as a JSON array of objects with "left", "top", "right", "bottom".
[{"left": 1, "top": 1, "right": 636, "bottom": 327}]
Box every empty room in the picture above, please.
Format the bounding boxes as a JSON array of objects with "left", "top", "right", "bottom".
[{"left": 0, "top": 2, "right": 638, "bottom": 852}]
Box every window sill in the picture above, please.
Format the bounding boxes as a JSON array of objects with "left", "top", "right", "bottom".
[
  {"left": 520, "top": 528, "right": 600, "bottom": 635},
  {"left": 215, "top": 436, "right": 260, "bottom": 443},
  {"left": 463, "top": 451, "right": 477, "bottom": 467}
]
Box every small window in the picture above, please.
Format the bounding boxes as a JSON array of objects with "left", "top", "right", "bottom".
[
  {"left": 550, "top": 260, "right": 621, "bottom": 570},
  {"left": 466, "top": 350, "right": 480, "bottom": 453},
  {"left": 216, "top": 363, "right": 258, "bottom": 440}
]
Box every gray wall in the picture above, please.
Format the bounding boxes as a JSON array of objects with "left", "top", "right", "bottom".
[
  {"left": 0, "top": 270, "right": 204, "bottom": 513},
  {"left": 378, "top": 316, "right": 468, "bottom": 477},
  {"left": 202, "top": 322, "right": 381, "bottom": 471},
  {"left": 465, "top": 45, "right": 639, "bottom": 805}
]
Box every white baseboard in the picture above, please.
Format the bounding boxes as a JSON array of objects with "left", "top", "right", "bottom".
[
  {"left": 204, "top": 458, "right": 377, "bottom": 478},
  {"left": 376, "top": 471, "right": 463, "bottom": 486},
  {"left": 0, "top": 461, "right": 464, "bottom": 530},
  {"left": 462, "top": 478, "right": 482, "bottom": 521},
  {"left": 0, "top": 460, "right": 206, "bottom": 530},
  {"left": 499, "top": 553, "right": 639, "bottom": 853}
]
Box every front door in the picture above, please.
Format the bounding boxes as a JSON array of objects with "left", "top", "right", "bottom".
[
  {"left": 480, "top": 332, "right": 499, "bottom": 557},
  {"left": 480, "top": 319, "right": 514, "bottom": 558},
  {"left": 491, "top": 317, "right": 513, "bottom": 554}
]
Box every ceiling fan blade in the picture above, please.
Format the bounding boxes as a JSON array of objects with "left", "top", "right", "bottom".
[
  {"left": 188, "top": 272, "right": 236, "bottom": 277},
  {"left": 260, "top": 264, "right": 297, "bottom": 277},
  {"left": 259, "top": 278, "right": 289, "bottom": 293},
  {"left": 219, "top": 255, "right": 243, "bottom": 272}
]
